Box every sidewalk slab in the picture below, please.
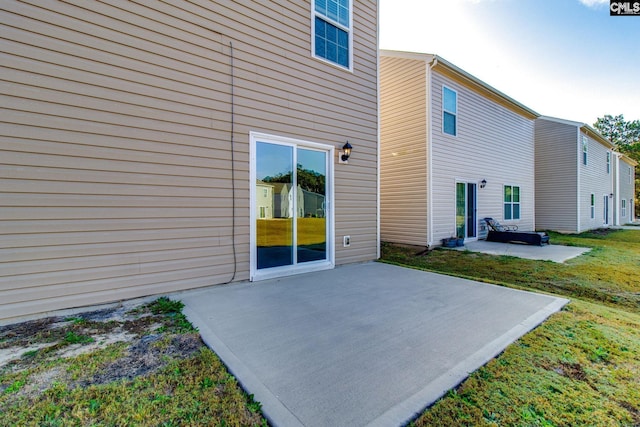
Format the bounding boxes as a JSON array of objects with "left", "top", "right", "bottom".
[
  {"left": 457, "top": 240, "right": 590, "bottom": 263},
  {"left": 177, "top": 262, "right": 568, "bottom": 427}
]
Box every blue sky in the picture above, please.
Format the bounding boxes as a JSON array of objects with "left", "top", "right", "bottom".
[{"left": 380, "top": 0, "right": 640, "bottom": 125}]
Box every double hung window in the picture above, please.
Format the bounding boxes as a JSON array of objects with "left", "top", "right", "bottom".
[
  {"left": 503, "top": 185, "right": 520, "bottom": 220},
  {"left": 313, "top": 0, "right": 351, "bottom": 69},
  {"left": 443, "top": 86, "right": 457, "bottom": 136}
]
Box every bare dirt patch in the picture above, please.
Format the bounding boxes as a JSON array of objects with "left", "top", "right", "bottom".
[{"left": 0, "top": 299, "right": 204, "bottom": 400}]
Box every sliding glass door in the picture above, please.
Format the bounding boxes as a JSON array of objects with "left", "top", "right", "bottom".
[
  {"left": 456, "top": 182, "right": 477, "bottom": 240},
  {"left": 251, "top": 133, "right": 333, "bottom": 280}
]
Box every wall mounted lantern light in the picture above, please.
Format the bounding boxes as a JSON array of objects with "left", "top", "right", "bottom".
[
  {"left": 339, "top": 141, "right": 352, "bottom": 164},
  {"left": 480, "top": 179, "right": 487, "bottom": 189}
]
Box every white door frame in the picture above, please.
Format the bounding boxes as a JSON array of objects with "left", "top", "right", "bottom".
[{"left": 250, "top": 132, "right": 335, "bottom": 281}]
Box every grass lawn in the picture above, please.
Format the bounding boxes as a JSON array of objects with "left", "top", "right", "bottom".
[{"left": 382, "top": 229, "right": 640, "bottom": 426}]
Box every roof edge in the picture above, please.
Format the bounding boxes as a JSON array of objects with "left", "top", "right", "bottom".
[
  {"left": 380, "top": 50, "right": 540, "bottom": 119},
  {"left": 538, "top": 116, "right": 615, "bottom": 149}
]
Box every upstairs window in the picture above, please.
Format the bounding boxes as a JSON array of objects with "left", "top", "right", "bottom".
[
  {"left": 504, "top": 185, "right": 520, "bottom": 220},
  {"left": 313, "top": 0, "right": 351, "bottom": 69},
  {"left": 606, "top": 152, "right": 610, "bottom": 174},
  {"left": 582, "top": 136, "right": 588, "bottom": 165},
  {"left": 443, "top": 86, "right": 457, "bottom": 136}
]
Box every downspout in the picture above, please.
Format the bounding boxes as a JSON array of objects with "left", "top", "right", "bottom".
[
  {"left": 615, "top": 152, "right": 621, "bottom": 226},
  {"left": 426, "top": 58, "right": 437, "bottom": 247}
]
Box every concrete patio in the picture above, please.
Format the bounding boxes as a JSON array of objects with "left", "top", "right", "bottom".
[
  {"left": 455, "top": 240, "right": 591, "bottom": 263},
  {"left": 177, "top": 262, "right": 568, "bottom": 427}
]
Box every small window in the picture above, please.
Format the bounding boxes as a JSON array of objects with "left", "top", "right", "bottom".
[
  {"left": 622, "top": 199, "right": 627, "bottom": 219},
  {"left": 443, "top": 86, "right": 457, "bottom": 136},
  {"left": 590, "top": 194, "right": 595, "bottom": 219},
  {"left": 503, "top": 185, "right": 520, "bottom": 220},
  {"left": 259, "top": 206, "right": 267, "bottom": 219},
  {"left": 606, "top": 152, "right": 610, "bottom": 174},
  {"left": 313, "top": 0, "right": 351, "bottom": 69},
  {"left": 582, "top": 136, "right": 588, "bottom": 166}
]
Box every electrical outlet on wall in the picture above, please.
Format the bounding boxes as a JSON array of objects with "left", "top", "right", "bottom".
[{"left": 343, "top": 236, "right": 351, "bottom": 247}]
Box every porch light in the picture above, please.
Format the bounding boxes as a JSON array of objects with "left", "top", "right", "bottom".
[
  {"left": 340, "top": 141, "right": 352, "bottom": 163},
  {"left": 480, "top": 179, "right": 487, "bottom": 189}
]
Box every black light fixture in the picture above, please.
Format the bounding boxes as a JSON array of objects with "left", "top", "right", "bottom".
[
  {"left": 480, "top": 179, "right": 487, "bottom": 189},
  {"left": 341, "top": 141, "right": 352, "bottom": 162}
]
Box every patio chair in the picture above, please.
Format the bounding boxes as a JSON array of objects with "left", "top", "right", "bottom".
[{"left": 483, "top": 217, "right": 550, "bottom": 246}]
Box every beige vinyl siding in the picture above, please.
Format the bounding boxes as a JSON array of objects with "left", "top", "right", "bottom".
[
  {"left": 379, "top": 56, "right": 428, "bottom": 246},
  {"left": 429, "top": 71, "right": 535, "bottom": 244},
  {"left": 534, "top": 119, "right": 579, "bottom": 232},
  {"left": 578, "top": 132, "right": 615, "bottom": 231},
  {"left": 1, "top": 0, "right": 378, "bottom": 322}
]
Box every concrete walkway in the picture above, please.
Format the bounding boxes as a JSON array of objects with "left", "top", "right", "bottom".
[
  {"left": 456, "top": 240, "right": 590, "bottom": 263},
  {"left": 178, "top": 263, "right": 568, "bottom": 427}
]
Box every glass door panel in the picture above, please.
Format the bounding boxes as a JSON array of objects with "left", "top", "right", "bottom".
[
  {"left": 466, "top": 183, "right": 477, "bottom": 238},
  {"left": 456, "top": 182, "right": 466, "bottom": 238},
  {"left": 296, "top": 148, "right": 327, "bottom": 263},
  {"left": 256, "top": 142, "right": 293, "bottom": 269}
]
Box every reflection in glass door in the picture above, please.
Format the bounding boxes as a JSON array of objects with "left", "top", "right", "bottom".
[
  {"left": 456, "top": 182, "right": 477, "bottom": 239},
  {"left": 254, "top": 138, "right": 329, "bottom": 276}
]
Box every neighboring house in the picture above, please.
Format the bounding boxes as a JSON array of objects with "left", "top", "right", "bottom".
[
  {"left": 379, "top": 50, "right": 539, "bottom": 248},
  {"left": 535, "top": 116, "right": 620, "bottom": 233},
  {"left": 1, "top": 1, "right": 379, "bottom": 322},
  {"left": 614, "top": 153, "right": 637, "bottom": 224}
]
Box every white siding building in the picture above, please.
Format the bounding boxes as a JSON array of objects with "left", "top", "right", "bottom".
[{"left": 380, "top": 50, "right": 539, "bottom": 248}]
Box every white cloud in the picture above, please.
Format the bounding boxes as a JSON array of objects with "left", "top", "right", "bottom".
[{"left": 578, "top": 0, "right": 609, "bottom": 8}]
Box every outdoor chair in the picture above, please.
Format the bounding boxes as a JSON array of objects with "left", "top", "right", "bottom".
[{"left": 483, "top": 217, "right": 550, "bottom": 246}]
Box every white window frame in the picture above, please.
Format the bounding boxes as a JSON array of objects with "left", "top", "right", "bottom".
[
  {"left": 311, "top": 0, "right": 353, "bottom": 71},
  {"left": 590, "top": 193, "right": 595, "bottom": 219},
  {"left": 606, "top": 152, "right": 610, "bottom": 174},
  {"left": 442, "top": 85, "right": 458, "bottom": 137},
  {"left": 503, "top": 185, "right": 521, "bottom": 221},
  {"left": 582, "top": 136, "right": 588, "bottom": 166},
  {"left": 621, "top": 199, "right": 627, "bottom": 219}
]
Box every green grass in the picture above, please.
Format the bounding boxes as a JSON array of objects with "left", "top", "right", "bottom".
[
  {"left": 382, "top": 229, "right": 640, "bottom": 426},
  {"left": 381, "top": 229, "right": 640, "bottom": 311}
]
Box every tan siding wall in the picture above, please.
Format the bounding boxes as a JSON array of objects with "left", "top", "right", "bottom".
[
  {"left": 0, "top": 0, "right": 378, "bottom": 322},
  {"left": 379, "top": 56, "right": 428, "bottom": 246},
  {"left": 579, "top": 132, "right": 615, "bottom": 231},
  {"left": 430, "top": 72, "right": 535, "bottom": 244},
  {"left": 534, "top": 119, "right": 578, "bottom": 232}
]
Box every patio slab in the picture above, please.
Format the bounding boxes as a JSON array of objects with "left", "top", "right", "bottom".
[
  {"left": 177, "top": 262, "right": 568, "bottom": 427},
  {"left": 457, "top": 240, "right": 590, "bottom": 263}
]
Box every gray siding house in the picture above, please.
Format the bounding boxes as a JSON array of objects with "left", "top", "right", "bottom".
[
  {"left": 535, "top": 116, "right": 623, "bottom": 233},
  {"left": 1, "top": 1, "right": 379, "bottom": 323},
  {"left": 614, "top": 154, "right": 637, "bottom": 224},
  {"left": 380, "top": 50, "right": 539, "bottom": 248}
]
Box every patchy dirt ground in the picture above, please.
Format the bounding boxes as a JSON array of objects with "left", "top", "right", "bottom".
[{"left": 0, "top": 298, "right": 204, "bottom": 402}]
